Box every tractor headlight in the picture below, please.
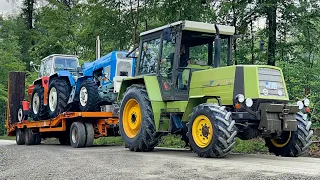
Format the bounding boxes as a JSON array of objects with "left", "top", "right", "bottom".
[
  {"left": 297, "top": 101, "right": 304, "bottom": 110},
  {"left": 303, "top": 98, "right": 310, "bottom": 107},
  {"left": 236, "top": 94, "right": 245, "bottom": 103},
  {"left": 245, "top": 98, "right": 253, "bottom": 107}
]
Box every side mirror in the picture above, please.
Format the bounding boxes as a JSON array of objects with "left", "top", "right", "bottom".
[{"left": 29, "top": 61, "right": 40, "bottom": 72}]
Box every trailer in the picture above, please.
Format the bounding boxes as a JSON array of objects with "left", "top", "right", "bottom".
[{"left": 5, "top": 72, "right": 119, "bottom": 148}]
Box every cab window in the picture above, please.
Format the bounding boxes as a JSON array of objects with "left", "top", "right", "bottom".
[{"left": 139, "top": 38, "right": 161, "bottom": 75}]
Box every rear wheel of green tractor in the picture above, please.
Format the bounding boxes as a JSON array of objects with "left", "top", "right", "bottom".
[
  {"left": 48, "top": 78, "right": 71, "bottom": 118},
  {"left": 265, "top": 112, "right": 313, "bottom": 157},
  {"left": 187, "top": 103, "right": 237, "bottom": 158},
  {"left": 119, "top": 85, "right": 162, "bottom": 152}
]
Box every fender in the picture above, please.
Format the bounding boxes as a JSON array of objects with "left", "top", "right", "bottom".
[
  {"left": 41, "top": 77, "right": 49, "bottom": 105},
  {"left": 51, "top": 70, "right": 76, "bottom": 86},
  {"left": 27, "top": 84, "right": 35, "bottom": 103},
  {"left": 181, "top": 95, "right": 221, "bottom": 121},
  {"left": 67, "top": 76, "right": 92, "bottom": 104}
]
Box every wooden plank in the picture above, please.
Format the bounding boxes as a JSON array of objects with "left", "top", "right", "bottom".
[{"left": 8, "top": 72, "right": 26, "bottom": 124}]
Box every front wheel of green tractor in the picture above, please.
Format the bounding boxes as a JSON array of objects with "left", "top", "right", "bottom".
[
  {"left": 187, "top": 103, "right": 237, "bottom": 158},
  {"left": 119, "top": 85, "right": 162, "bottom": 152},
  {"left": 265, "top": 112, "right": 313, "bottom": 157}
]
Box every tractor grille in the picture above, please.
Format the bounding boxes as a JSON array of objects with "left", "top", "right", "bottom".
[
  {"left": 258, "top": 68, "right": 285, "bottom": 97},
  {"left": 116, "top": 60, "right": 132, "bottom": 76}
]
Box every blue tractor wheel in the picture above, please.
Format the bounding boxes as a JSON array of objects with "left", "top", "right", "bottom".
[{"left": 79, "top": 80, "right": 100, "bottom": 112}]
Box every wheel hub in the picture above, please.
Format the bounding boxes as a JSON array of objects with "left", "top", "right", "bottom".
[
  {"left": 32, "top": 92, "right": 40, "bottom": 114},
  {"left": 201, "top": 125, "right": 210, "bottom": 138},
  {"left": 18, "top": 108, "right": 23, "bottom": 122},
  {"left": 123, "top": 99, "right": 142, "bottom": 138},
  {"left": 72, "top": 128, "right": 77, "bottom": 143},
  {"left": 80, "top": 87, "right": 88, "bottom": 107},
  {"left": 192, "top": 115, "right": 213, "bottom": 148},
  {"left": 49, "top": 87, "right": 58, "bottom": 112}
]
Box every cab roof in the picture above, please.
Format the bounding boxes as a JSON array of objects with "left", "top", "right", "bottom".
[
  {"left": 41, "top": 54, "right": 78, "bottom": 62},
  {"left": 139, "top": 20, "right": 236, "bottom": 36}
]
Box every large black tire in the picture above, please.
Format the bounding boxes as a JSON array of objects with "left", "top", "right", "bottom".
[
  {"left": 30, "top": 85, "right": 49, "bottom": 121},
  {"left": 48, "top": 78, "right": 72, "bottom": 118},
  {"left": 16, "top": 129, "right": 25, "bottom": 145},
  {"left": 187, "top": 103, "right": 237, "bottom": 158},
  {"left": 25, "top": 128, "right": 36, "bottom": 145},
  {"left": 265, "top": 112, "right": 313, "bottom": 157},
  {"left": 79, "top": 80, "right": 100, "bottom": 112},
  {"left": 84, "top": 123, "right": 95, "bottom": 147},
  {"left": 119, "top": 85, "right": 162, "bottom": 152},
  {"left": 70, "top": 122, "right": 86, "bottom": 148}
]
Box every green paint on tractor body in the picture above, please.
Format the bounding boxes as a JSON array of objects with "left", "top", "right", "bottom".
[
  {"left": 119, "top": 64, "right": 290, "bottom": 130},
  {"left": 117, "top": 20, "right": 312, "bottom": 157}
]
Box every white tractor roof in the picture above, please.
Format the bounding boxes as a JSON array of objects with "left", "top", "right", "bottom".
[
  {"left": 41, "top": 54, "right": 78, "bottom": 62},
  {"left": 140, "top": 20, "right": 236, "bottom": 36}
]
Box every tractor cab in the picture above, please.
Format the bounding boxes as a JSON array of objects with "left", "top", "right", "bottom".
[
  {"left": 132, "top": 20, "right": 235, "bottom": 101},
  {"left": 37, "top": 54, "right": 80, "bottom": 78}
]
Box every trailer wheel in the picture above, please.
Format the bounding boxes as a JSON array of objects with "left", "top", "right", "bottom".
[
  {"left": 30, "top": 85, "right": 48, "bottom": 121},
  {"left": 79, "top": 80, "right": 100, "bottom": 112},
  {"left": 48, "top": 78, "right": 71, "bottom": 118},
  {"left": 84, "top": 123, "right": 95, "bottom": 147},
  {"left": 25, "top": 128, "right": 36, "bottom": 145},
  {"left": 187, "top": 103, "right": 237, "bottom": 158},
  {"left": 265, "top": 113, "right": 313, "bottom": 157},
  {"left": 70, "top": 122, "right": 86, "bottom": 148},
  {"left": 16, "top": 129, "right": 25, "bottom": 145},
  {"left": 119, "top": 85, "right": 162, "bottom": 152}
]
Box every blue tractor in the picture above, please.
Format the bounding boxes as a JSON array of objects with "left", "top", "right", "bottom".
[
  {"left": 66, "top": 51, "right": 136, "bottom": 112},
  {"left": 28, "top": 51, "right": 135, "bottom": 120}
]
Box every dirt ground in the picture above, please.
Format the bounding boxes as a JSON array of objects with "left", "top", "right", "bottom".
[{"left": 1, "top": 140, "right": 320, "bottom": 180}]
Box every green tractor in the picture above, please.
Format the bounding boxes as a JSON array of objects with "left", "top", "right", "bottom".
[{"left": 117, "top": 20, "right": 313, "bottom": 157}]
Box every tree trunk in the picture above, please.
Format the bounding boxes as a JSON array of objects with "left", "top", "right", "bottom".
[{"left": 266, "top": 0, "right": 277, "bottom": 66}]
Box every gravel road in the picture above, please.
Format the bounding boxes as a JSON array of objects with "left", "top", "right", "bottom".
[{"left": 1, "top": 139, "right": 320, "bottom": 180}]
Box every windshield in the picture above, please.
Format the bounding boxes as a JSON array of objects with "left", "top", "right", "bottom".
[
  {"left": 54, "top": 56, "right": 79, "bottom": 71},
  {"left": 181, "top": 31, "right": 231, "bottom": 67}
]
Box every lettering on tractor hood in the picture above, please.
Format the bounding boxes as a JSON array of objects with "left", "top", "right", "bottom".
[{"left": 202, "top": 78, "right": 234, "bottom": 87}]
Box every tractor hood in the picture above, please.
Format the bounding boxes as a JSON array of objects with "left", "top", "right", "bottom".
[{"left": 189, "top": 65, "right": 289, "bottom": 105}]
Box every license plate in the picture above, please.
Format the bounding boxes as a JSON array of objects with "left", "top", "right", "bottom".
[{"left": 265, "top": 81, "right": 277, "bottom": 89}]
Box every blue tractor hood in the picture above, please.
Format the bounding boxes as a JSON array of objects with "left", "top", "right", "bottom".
[{"left": 82, "top": 51, "right": 130, "bottom": 77}]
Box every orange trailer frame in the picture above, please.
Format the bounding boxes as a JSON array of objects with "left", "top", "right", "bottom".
[{"left": 7, "top": 112, "right": 118, "bottom": 138}]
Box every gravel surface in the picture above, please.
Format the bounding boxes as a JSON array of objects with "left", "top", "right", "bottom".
[{"left": 1, "top": 140, "right": 320, "bottom": 180}]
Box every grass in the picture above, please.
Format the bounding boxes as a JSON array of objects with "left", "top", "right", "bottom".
[
  {"left": 0, "top": 135, "right": 15, "bottom": 140},
  {"left": 93, "top": 134, "right": 269, "bottom": 154}
]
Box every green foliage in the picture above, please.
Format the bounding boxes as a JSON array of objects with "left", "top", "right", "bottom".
[
  {"left": 94, "top": 136, "right": 124, "bottom": 146},
  {"left": 232, "top": 138, "right": 268, "bottom": 154},
  {"left": 1, "top": 0, "right": 320, "bottom": 134}
]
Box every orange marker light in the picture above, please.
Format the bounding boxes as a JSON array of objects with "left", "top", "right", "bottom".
[
  {"left": 305, "top": 107, "right": 310, "bottom": 113},
  {"left": 235, "top": 103, "right": 241, "bottom": 109}
]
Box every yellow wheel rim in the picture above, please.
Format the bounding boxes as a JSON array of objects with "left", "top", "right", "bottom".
[
  {"left": 270, "top": 131, "right": 292, "bottom": 148},
  {"left": 192, "top": 115, "right": 213, "bottom": 148},
  {"left": 123, "top": 99, "right": 142, "bottom": 138}
]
